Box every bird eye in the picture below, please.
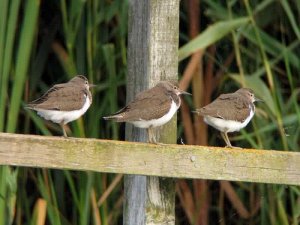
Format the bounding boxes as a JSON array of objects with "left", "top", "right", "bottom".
[{"left": 173, "top": 86, "right": 178, "bottom": 90}]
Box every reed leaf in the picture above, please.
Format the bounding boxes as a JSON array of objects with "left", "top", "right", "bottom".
[
  {"left": 0, "top": 0, "right": 21, "bottom": 131},
  {"left": 6, "top": 0, "right": 40, "bottom": 133},
  {"left": 178, "top": 17, "right": 250, "bottom": 61}
]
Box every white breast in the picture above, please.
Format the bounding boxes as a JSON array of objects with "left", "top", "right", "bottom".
[
  {"left": 36, "top": 95, "right": 91, "bottom": 124},
  {"left": 203, "top": 107, "right": 254, "bottom": 133},
  {"left": 131, "top": 100, "right": 179, "bottom": 128}
]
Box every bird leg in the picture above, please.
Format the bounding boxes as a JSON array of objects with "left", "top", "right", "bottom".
[
  {"left": 147, "top": 127, "right": 152, "bottom": 143},
  {"left": 221, "top": 132, "right": 242, "bottom": 149},
  {"left": 147, "top": 127, "right": 157, "bottom": 144},
  {"left": 60, "top": 123, "right": 68, "bottom": 137},
  {"left": 221, "top": 132, "right": 232, "bottom": 148}
]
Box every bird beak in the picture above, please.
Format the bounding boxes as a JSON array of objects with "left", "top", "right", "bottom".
[
  {"left": 179, "top": 89, "right": 192, "bottom": 95},
  {"left": 89, "top": 84, "right": 97, "bottom": 88},
  {"left": 254, "top": 96, "right": 263, "bottom": 102}
]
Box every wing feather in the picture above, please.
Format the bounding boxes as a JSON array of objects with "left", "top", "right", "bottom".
[
  {"left": 199, "top": 93, "right": 251, "bottom": 122},
  {"left": 106, "top": 85, "right": 171, "bottom": 122},
  {"left": 27, "top": 84, "right": 86, "bottom": 111}
]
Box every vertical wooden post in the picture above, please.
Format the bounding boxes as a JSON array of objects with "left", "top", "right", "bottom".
[{"left": 124, "top": 0, "right": 180, "bottom": 224}]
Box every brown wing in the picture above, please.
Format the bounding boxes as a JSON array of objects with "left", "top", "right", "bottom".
[
  {"left": 27, "top": 84, "right": 86, "bottom": 111},
  {"left": 198, "top": 93, "right": 251, "bottom": 122},
  {"left": 108, "top": 85, "right": 171, "bottom": 122}
]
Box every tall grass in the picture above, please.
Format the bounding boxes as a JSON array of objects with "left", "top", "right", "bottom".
[
  {"left": 0, "top": 1, "right": 39, "bottom": 225},
  {"left": 0, "top": 0, "right": 299, "bottom": 224},
  {"left": 1, "top": 1, "right": 127, "bottom": 225},
  {"left": 178, "top": 0, "right": 300, "bottom": 224}
]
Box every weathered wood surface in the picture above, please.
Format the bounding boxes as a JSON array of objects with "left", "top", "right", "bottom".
[
  {"left": 0, "top": 132, "right": 300, "bottom": 186},
  {"left": 126, "top": 0, "right": 180, "bottom": 224}
]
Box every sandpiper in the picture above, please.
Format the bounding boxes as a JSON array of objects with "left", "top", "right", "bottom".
[
  {"left": 26, "top": 75, "right": 94, "bottom": 137},
  {"left": 103, "top": 81, "right": 191, "bottom": 143},
  {"left": 194, "top": 88, "right": 261, "bottom": 148}
]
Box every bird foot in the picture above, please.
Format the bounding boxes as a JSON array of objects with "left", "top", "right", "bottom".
[
  {"left": 225, "top": 145, "right": 242, "bottom": 149},
  {"left": 155, "top": 142, "right": 168, "bottom": 146},
  {"left": 147, "top": 139, "right": 169, "bottom": 145}
]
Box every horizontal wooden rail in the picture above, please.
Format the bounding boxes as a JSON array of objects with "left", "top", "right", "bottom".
[{"left": 0, "top": 132, "right": 299, "bottom": 185}]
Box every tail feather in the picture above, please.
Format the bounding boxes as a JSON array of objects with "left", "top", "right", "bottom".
[
  {"left": 103, "top": 115, "right": 123, "bottom": 120},
  {"left": 103, "top": 107, "right": 127, "bottom": 121},
  {"left": 192, "top": 108, "right": 204, "bottom": 115},
  {"left": 24, "top": 104, "right": 36, "bottom": 110}
]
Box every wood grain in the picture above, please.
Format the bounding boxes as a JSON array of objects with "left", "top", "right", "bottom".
[
  {"left": 126, "top": 1, "right": 180, "bottom": 224},
  {"left": 0, "top": 132, "right": 299, "bottom": 186}
]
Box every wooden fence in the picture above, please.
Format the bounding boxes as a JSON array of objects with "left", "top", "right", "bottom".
[
  {"left": 1, "top": 132, "right": 299, "bottom": 186},
  {"left": 1, "top": 1, "right": 299, "bottom": 224}
]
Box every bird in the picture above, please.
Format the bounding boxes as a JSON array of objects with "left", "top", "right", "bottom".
[
  {"left": 194, "top": 88, "right": 262, "bottom": 148},
  {"left": 26, "top": 75, "right": 95, "bottom": 137},
  {"left": 103, "top": 81, "right": 191, "bottom": 143}
]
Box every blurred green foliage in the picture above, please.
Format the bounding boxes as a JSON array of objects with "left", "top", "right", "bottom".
[{"left": 0, "top": 0, "right": 299, "bottom": 224}]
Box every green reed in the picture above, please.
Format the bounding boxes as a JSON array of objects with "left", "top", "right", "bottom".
[{"left": 0, "top": 0, "right": 299, "bottom": 224}]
